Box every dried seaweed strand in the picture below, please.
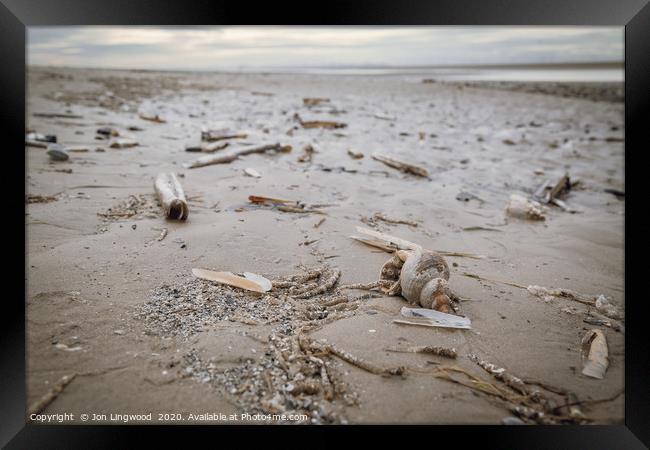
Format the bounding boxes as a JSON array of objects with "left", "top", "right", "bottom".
[
  {"left": 339, "top": 281, "right": 381, "bottom": 290},
  {"left": 385, "top": 345, "right": 457, "bottom": 359},
  {"left": 292, "top": 268, "right": 341, "bottom": 299},
  {"left": 27, "top": 373, "right": 77, "bottom": 418},
  {"left": 469, "top": 354, "right": 529, "bottom": 395},
  {"left": 317, "top": 342, "right": 405, "bottom": 377}
]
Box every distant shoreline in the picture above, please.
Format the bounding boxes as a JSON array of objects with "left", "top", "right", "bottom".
[{"left": 27, "top": 61, "right": 623, "bottom": 74}]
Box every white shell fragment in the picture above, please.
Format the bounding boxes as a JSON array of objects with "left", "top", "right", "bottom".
[
  {"left": 505, "top": 194, "right": 546, "bottom": 220},
  {"left": 110, "top": 138, "right": 139, "bottom": 149},
  {"left": 397, "top": 307, "right": 471, "bottom": 329},
  {"left": 244, "top": 168, "right": 261, "bottom": 178},
  {"left": 242, "top": 272, "right": 272, "bottom": 292},
  {"left": 192, "top": 268, "right": 272, "bottom": 293},
  {"left": 581, "top": 329, "right": 609, "bottom": 379}
]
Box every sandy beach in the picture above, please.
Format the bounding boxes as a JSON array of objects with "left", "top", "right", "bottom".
[{"left": 26, "top": 66, "right": 624, "bottom": 424}]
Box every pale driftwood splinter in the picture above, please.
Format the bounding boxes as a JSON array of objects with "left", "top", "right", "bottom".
[
  {"left": 352, "top": 226, "right": 487, "bottom": 259},
  {"left": 154, "top": 172, "right": 189, "bottom": 220},
  {"left": 201, "top": 130, "right": 248, "bottom": 142},
  {"left": 371, "top": 153, "right": 429, "bottom": 178},
  {"left": 185, "top": 143, "right": 291, "bottom": 169}
]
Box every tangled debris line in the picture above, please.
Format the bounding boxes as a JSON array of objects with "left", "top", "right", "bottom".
[
  {"left": 527, "top": 286, "right": 623, "bottom": 321},
  {"left": 451, "top": 354, "right": 592, "bottom": 424}
]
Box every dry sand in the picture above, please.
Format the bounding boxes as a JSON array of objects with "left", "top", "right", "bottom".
[{"left": 26, "top": 66, "right": 624, "bottom": 424}]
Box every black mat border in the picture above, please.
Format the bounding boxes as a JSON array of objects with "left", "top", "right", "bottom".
[{"left": 1, "top": 0, "right": 647, "bottom": 448}]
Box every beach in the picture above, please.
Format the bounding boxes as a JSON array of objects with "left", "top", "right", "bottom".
[{"left": 26, "top": 66, "right": 624, "bottom": 424}]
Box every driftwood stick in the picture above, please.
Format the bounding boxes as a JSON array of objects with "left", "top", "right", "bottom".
[
  {"left": 371, "top": 153, "right": 429, "bottom": 178},
  {"left": 185, "top": 143, "right": 290, "bottom": 169},
  {"left": 201, "top": 130, "right": 248, "bottom": 142}
]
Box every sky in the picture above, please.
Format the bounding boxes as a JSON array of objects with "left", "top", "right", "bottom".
[{"left": 27, "top": 26, "right": 623, "bottom": 70}]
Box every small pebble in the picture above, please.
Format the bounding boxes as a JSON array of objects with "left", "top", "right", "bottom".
[{"left": 502, "top": 416, "right": 525, "bottom": 425}]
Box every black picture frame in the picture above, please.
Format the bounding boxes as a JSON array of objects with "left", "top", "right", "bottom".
[{"left": 2, "top": 1, "right": 647, "bottom": 447}]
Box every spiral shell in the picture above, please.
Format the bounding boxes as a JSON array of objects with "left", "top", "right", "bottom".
[{"left": 398, "top": 249, "right": 452, "bottom": 312}]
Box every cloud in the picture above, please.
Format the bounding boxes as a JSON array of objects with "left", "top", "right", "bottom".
[{"left": 27, "top": 26, "right": 623, "bottom": 70}]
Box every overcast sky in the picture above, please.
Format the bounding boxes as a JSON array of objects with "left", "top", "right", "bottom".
[{"left": 28, "top": 26, "right": 623, "bottom": 70}]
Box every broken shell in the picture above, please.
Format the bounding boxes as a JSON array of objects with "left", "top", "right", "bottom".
[
  {"left": 581, "top": 329, "right": 608, "bottom": 379},
  {"left": 505, "top": 194, "right": 545, "bottom": 221},
  {"left": 46, "top": 143, "right": 69, "bottom": 161}
]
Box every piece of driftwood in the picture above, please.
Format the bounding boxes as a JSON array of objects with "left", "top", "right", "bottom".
[
  {"left": 110, "top": 139, "right": 139, "bottom": 149},
  {"left": 201, "top": 130, "right": 248, "bottom": 142},
  {"left": 185, "top": 141, "right": 229, "bottom": 153},
  {"left": 154, "top": 172, "right": 189, "bottom": 220},
  {"left": 534, "top": 174, "right": 573, "bottom": 212},
  {"left": 248, "top": 195, "right": 294, "bottom": 206},
  {"left": 547, "top": 174, "right": 571, "bottom": 202},
  {"left": 293, "top": 113, "right": 346, "bottom": 129},
  {"left": 33, "top": 112, "right": 83, "bottom": 119},
  {"left": 297, "top": 144, "right": 315, "bottom": 163},
  {"left": 185, "top": 143, "right": 291, "bottom": 169},
  {"left": 351, "top": 226, "right": 487, "bottom": 259},
  {"left": 27, "top": 374, "right": 77, "bottom": 418},
  {"left": 353, "top": 226, "right": 421, "bottom": 250},
  {"left": 303, "top": 97, "right": 330, "bottom": 106},
  {"left": 581, "top": 329, "right": 609, "bottom": 379},
  {"left": 138, "top": 112, "right": 166, "bottom": 123},
  {"left": 26, "top": 140, "right": 48, "bottom": 148},
  {"left": 347, "top": 149, "right": 364, "bottom": 159},
  {"left": 371, "top": 153, "right": 429, "bottom": 178}
]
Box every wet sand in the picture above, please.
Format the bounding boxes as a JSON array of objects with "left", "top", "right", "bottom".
[{"left": 26, "top": 66, "right": 624, "bottom": 424}]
